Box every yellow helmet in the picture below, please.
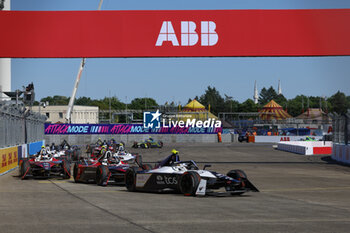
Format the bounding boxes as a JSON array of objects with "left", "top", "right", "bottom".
[
  {"left": 41, "top": 145, "right": 45, "bottom": 148},
  {"left": 171, "top": 149, "right": 179, "bottom": 155}
]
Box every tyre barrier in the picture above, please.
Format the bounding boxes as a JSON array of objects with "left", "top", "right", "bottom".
[{"left": 277, "top": 141, "right": 332, "bottom": 155}]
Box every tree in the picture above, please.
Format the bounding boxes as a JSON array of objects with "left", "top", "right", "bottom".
[
  {"left": 238, "top": 99, "right": 258, "bottom": 112},
  {"left": 274, "top": 94, "right": 287, "bottom": 108},
  {"left": 129, "top": 98, "right": 158, "bottom": 110},
  {"left": 199, "top": 86, "right": 225, "bottom": 115},
  {"left": 40, "top": 95, "right": 69, "bottom": 105},
  {"left": 328, "top": 91, "right": 349, "bottom": 114},
  {"left": 286, "top": 95, "right": 306, "bottom": 117},
  {"left": 75, "top": 96, "right": 93, "bottom": 106},
  {"left": 258, "top": 86, "right": 278, "bottom": 105},
  {"left": 223, "top": 94, "right": 239, "bottom": 112}
]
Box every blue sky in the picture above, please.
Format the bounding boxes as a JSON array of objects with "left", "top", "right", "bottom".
[{"left": 11, "top": 0, "right": 350, "bottom": 105}]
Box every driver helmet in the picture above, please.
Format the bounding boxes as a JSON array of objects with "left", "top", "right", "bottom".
[{"left": 171, "top": 149, "right": 179, "bottom": 155}]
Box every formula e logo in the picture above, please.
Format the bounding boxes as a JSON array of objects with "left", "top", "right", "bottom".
[
  {"left": 156, "top": 21, "right": 218, "bottom": 47},
  {"left": 143, "top": 110, "right": 162, "bottom": 129}
]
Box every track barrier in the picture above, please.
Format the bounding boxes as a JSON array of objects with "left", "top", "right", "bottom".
[
  {"left": 332, "top": 144, "right": 350, "bottom": 165},
  {"left": 277, "top": 141, "right": 332, "bottom": 155},
  {"left": 0, "top": 140, "right": 45, "bottom": 176}
]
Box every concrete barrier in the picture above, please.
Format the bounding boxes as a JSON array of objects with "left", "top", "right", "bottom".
[
  {"left": 332, "top": 144, "right": 350, "bottom": 165},
  {"left": 277, "top": 141, "right": 332, "bottom": 155}
]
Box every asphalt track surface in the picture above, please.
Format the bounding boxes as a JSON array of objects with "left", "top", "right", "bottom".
[{"left": 1, "top": 143, "right": 350, "bottom": 233}]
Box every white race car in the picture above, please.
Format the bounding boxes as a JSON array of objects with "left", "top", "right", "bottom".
[{"left": 125, "top": 153, "right": 259, "bottom": 196}]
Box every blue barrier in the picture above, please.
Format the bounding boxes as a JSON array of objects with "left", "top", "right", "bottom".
[
  {"left": 18, "top": 145, "right": 22, "bottom": 162},
  {"left": 28, "top": 141, "right": 44, "bottom": 156}
]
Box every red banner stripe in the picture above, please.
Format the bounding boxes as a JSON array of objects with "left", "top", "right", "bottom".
[{"left": 1, "top": 9, "right": 350, "bottom": 58}]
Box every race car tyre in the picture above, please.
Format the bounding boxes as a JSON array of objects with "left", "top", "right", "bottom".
[
  {"left": 65, "top": 151, "right": 72, "bottom": 162},
  {"left": 73, "top": 163, "right": 79, "bottom": 183},
  {"left": 141, "top": 163, "right": 153, "bottom": 171},
  {"left": 72, "top": 150, "right": 78, "bottom": 161},
  {"left": 96, "top": 165, "right": 109, "bottom": 186},
  {"left": 179, "top": 171, "right": 201, "bottom": 196},
  {"left": 227, "top": 169, "right": 247, "bottom": 180},
  {"left": 20, "top": 159, "right": 31, "bottom": 179},
  {"left": 132, "top": 142, "right": 138, "bottom": 148},
  {"left": 226, "top": 169, "right": 247, "bottom": 195},
  {"left": 135, "top": 154, "right": 143, "bottom": 167},
  {"left": 140, "top": 143, "right": 146, "bottom": 149},
  {"left": 159, "top": 141, "right": 163, "bottom": 148},
  {"left": 125, "top": 167, "right": 138, "bottom": 192},
  {"left": 62, "top": 159, "right": 71, "bottom": 179}
]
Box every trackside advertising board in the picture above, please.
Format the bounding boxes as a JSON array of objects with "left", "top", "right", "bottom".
[
  {"left": 1, "top": 9, "right": 350, "bottom": 58},
  {"left": 0, "top": 146, "right": 18, "bottom": 175},
  {"left": 44, "top": 124, "right": 222, "bottom": 135}
]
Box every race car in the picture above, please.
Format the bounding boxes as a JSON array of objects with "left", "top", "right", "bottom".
[
  {"left": 19, "top": 149, "right": 71, "bottom": 179},
  {"left": 86, "top": 139, "right": 125, "bottom": 157},
  {"left": 73, "top": 148, "right": 147, "bottom": 186},
  {"left": 125, "top": 151, "right": 259, "bottom": 196},
  {"left": 132, "top": 137, "right": 163, "bottom": 149},
  {"left": 49, "top": 141, "right": 81, "bottom": 161}
]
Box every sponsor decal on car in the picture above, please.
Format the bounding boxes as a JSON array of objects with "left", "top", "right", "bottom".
[
  {"left": 156, "top": 175, "right": 164, "bottom": 184},
  {"left": 156, "top": 175, "right": 178, "bottom": 185}
]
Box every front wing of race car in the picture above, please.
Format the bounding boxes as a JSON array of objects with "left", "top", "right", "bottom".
[{"left": 19, "top": 159, "right": 71, "bottom": 179}]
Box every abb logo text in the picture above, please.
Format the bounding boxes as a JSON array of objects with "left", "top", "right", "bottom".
[{"left": 156, "top": 21, "right": 218, "bottom": 47}]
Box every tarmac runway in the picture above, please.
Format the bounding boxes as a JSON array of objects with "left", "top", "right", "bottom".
[{"left": 1, "top": 143, "right": 350, "bottom": 233}]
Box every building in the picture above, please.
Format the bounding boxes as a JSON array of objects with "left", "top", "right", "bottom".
[{"left": 31, "top": 105, "right": 99, "bottom": 123}]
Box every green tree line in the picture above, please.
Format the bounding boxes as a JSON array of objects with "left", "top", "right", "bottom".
[{"left": 36, "top": 86, "right": 350, "bottom": 117}]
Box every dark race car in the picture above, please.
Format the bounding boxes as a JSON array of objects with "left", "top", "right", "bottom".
[
  {"left": 50, "top": 140, "right": 81, "bottom": 161},
  {"left": 19, "top": 153, "right": 71, "bottom": 180},
  {"left": 86, "top": 139, "right": 125, "bottom": 158},
  {"left": 132, "top": 137, "right": 163, "bottom": 149},
  {"left": 125, "top": 152, "right": 259, "bottom": 196},
  {"left": 73, "top": 149, "right": 147, "bottom": 186}
]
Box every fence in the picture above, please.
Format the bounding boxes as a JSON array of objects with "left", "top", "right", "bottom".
[
  {"left": 332, "top": 111, "right": 350, "bottom": 145},
  {"left": 0, "top": 102, "right": 46, "bottom": 148}
]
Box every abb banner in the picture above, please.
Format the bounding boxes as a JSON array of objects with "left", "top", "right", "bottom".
[{"left": 1, "top": 9, "right": 350, "bottom": 58}]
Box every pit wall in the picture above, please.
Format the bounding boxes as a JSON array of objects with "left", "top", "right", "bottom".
[
  {"left": 332, "top": 144, "right": 350, "bottom": 165},
  {"left": 44, "top": 134, "right": 238, "bottom": 145},
  {"left": 277, "top": 141, "right": 332, "bottom": 155},
  {"left": 0, "top": 140, "right": 45, "bottom": 176}
]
